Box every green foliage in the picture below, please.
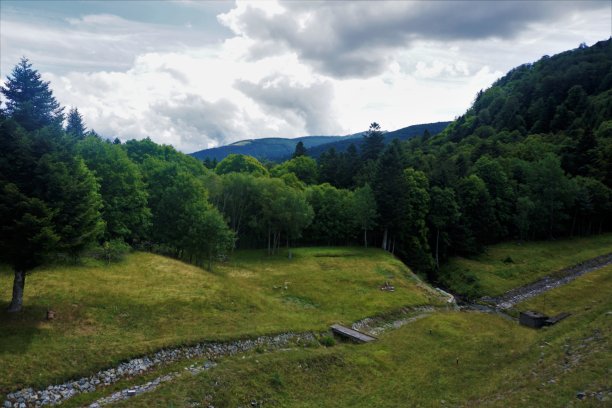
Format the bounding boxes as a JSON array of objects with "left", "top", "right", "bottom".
[
  {"left": 361, "top": 122, "right": 385, "bottom": 162},
  {"left": 215, "top": 154, "right": 269, "bottom": 176},
  {"left": 292, "top": 140, "right": 307, "bottom": 158},
  {"left": 141, "top": 158, "right": 234, "bottom": 267},
  {"left": 272, "top": 155, "right": 319, "bottom": 185},
  {"left": 65, "top": 107, "right": 86, "bottom": 139},
  {"left": 305, "top": 183, "right": 354, "bottom": 246},
  {"left": 254, "top": 177, "right": 313, "bottom": 254},
  {"left": 41, "top": 155, "right": 105, "bottom": 257},
  {"left": 77, "top": 136, "right": 151, "bottom": 242},
  {"left": 0, "top": 57, "right": 63, "bottom": 131},
  {"left": 352, "top": 184, "right": 378, "bottom": 247},
  {"left": 0, "top": 116, "right": 103, "bottom": 310},
  {"left": 91, "top": 239, "right": 131, "bottom": 264},
  {"left": 319, "top": 335, "right": 336, "bottom": 347}
]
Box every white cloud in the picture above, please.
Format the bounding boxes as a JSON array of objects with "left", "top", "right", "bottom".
[{"left": 2, "top": 1, "right": 610, "bottom": 152}]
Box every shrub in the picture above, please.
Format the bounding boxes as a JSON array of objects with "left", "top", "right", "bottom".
[{"left": 319, "top": 335, "right": 336, "bottom": 347}]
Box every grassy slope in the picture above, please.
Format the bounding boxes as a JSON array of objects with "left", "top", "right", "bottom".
[
  {"left": 439, "top": 234, "right": 612, "bottom": 297},
  {"left": 117, "top": 265, "right": 612, "bottom": 407},
  {"left": 0, "top": 247, "right": 440, "bottom": 393}
]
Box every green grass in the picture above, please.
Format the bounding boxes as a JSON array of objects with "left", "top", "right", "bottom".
[
  {"left": 110, "top": 264, "right": 612, "bottom": 408},
  {"left": 517, "top": 264, "right": 612, "bottom": 318},
  {"left": 439, "top": 234, "right": 612, "bottom": 297},
  {"left": 0, "top": 247, "right": 441, "bottom": 393}
]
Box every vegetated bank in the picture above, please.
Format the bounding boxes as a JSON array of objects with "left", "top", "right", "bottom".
[
  {"left": 100, "top": 263, "right": 611, "bottom": 408},
  {"left": 438, "top": 233, "right": 612, "bottom": 298},
  {"left": 0, "top": 247, "right": 443, "bottom": 393}
]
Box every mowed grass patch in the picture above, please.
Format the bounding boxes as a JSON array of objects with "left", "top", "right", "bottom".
[
  {"left": 0, "top": 247, "right": 440, "bottom": 392},
  {"left": 114, "top": 266, "right": 612, "bottom": 408},
  {"left": 440, "top": 233, "right": 612, "bottom": 297}
]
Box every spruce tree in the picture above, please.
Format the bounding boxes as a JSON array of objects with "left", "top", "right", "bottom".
[
  {"left": 293, "top": 141, "right": 307, "bottom": 158},
  {"left": 361, "top": 122, "right": 385, "bottom": 162},
  {"left": 1, "top": 57, "right": 63, "bottom": 131},
  {"left": 66, "top": 107, "right": 87, "bottom": 139}
]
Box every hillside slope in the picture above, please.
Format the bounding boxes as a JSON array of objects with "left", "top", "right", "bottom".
[
  {"left": 107, "top": 257, "right": 612, "bottom": 407},
  {"left": 189, "top": 121, "right": 450, "bottom": 162},
  {"left": 189, "top": 133, "right": 363, "bottom": 162},
  {"left": 307, "top": 121, "right": 450, "bottom": 158},
  {"left": 0, "top": 247, "right": 441, "bottom": 393}
]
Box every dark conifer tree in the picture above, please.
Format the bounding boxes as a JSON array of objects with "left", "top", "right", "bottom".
[
  {"left": 361, "top": 122, "right": 385, "bottom": 161},
  {"left": 1, "top": 57, "right": 63, "bottom": 131},
  {"left": 65, "top": 107, "right": 87, "bottom": 139},
  {"left": 293, "top": 141, "right": 307, "bottom": 158}
]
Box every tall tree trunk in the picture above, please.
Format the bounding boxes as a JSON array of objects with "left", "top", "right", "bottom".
[
  {"left": 570, "top": 209, "right": 577, "bottom": 237},
  {"left": 382, "top": 229, "right": 388, "bottom": 251},
  {"left": 8, "top": 269, "right": 26, "bottom": 313},
  {"left": 364, "top": 229, "right": 368, "bottom": 248},
  {"left": 267, "top": 226, "right": 271, "bottom": 255},
  {"left": 435, "top": 228, "right": 440, "bottom": 270},
  {"left": 287, "top": 235, "right": 292, "bottom": 259},
  {"left": 599, "top": 220, "right": 603, "bottom": 234}
]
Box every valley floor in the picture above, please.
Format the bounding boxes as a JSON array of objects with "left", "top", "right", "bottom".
[{"left": 1, "top": 235, "right": 611, "bottom": 407}]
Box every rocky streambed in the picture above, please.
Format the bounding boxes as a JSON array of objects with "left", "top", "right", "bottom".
[
  {"left": 481, "top": 252, "right": 612, "bottom": 309},
  {"left": 3, "top": 332, "right": 316, "bottom": 408}
]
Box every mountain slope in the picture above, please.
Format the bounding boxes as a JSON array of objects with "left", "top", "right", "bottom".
[
  {"left": 189, "top": 121, "right": 450, "bottom": 162},
  {"left": 190, "top": 133, "right": 364, "bottom": 162},
  {"left": 308, "top": 121, "right": 451, "bottom": 158}
]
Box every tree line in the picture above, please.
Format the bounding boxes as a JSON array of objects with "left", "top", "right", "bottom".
[{"left": 2, "top": 39, "right": 611, "bottom": 310}]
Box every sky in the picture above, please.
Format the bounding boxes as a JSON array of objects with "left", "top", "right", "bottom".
[{"left": 1, "top": 1, "right": 610, "bottom": 153}]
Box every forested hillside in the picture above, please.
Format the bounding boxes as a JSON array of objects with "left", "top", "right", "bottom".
[
  {"left": 1, "top": 39, "right": 610, "bottom": 313},
  {"left": 190, "top": 121, "right": 450, "bottom": 163}
]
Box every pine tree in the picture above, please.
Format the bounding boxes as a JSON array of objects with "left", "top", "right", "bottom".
[
  {"left": 1, "top": 57, "right": 63, "bottom": 130},
  {"left": 361, "top": 122, "right": 385, "bottom": 162},
  {"left": 0, "top": 118, "right": 103, "bottom": 312},
  {"left": 66, "top": 107, "right": 87, "bottom": 139},
  {"left": 293, "top": 141, "right": 307, "bottom": 158}
]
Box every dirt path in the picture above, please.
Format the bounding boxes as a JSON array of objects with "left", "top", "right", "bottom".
[{"left": 480, "top": 253, "right": 612, "bottom": 310}]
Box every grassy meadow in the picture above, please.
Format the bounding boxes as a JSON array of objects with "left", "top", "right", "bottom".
[
  {"left": 0, "top": 247, "right": 441, "bottom": 393},
  {"left": 108, "top": 262, "right": 612, "bottom": 407},
  {"left": 439, "top": 233, "right": 612, "bottom": 297}
]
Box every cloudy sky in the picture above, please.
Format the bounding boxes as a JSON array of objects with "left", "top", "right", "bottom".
[{"left": 1, "top": 1, "right": 610, "bottom": 152}]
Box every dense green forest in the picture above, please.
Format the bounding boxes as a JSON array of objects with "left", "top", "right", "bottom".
[{"left": 1, "top": 39, "right": 611, "bottom": 311}]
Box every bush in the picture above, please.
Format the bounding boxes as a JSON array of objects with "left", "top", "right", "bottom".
[
  {"left": 93, "top": 239, "right": 131, "bottom": 264},
  {"left": 270, "top": 372, "right": 284, "bottom": 389},
  {"left": 319, "top": 335, "right": 336, "bottom": 347}
]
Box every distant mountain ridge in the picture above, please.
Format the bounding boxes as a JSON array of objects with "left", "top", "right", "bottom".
[
  {"left": 190, "top": 121, "right": 451, "bottom": 162},
  {"left": 307, "top": 121, "right": 451, "bottom": 158}
]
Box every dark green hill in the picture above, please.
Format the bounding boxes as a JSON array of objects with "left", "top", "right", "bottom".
[
  {"left": 190, "top": 122, "right": 450, "bottom": 162},
  {"left": 189, "top": 133, "right": 364, "bottom": 162},
  {"left": 308, "top": 121, "right": 450, "bottom": 158},
  {"left": 439, "top": 38, "right": 611, "bottom": 152},
  {"left": 402, "top": 38, "right": 611, "bottom": 257}
]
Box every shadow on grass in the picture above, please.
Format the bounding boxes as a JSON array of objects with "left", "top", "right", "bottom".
[{"left": 0, "top": 303, "right": 46, "bottom": 356}]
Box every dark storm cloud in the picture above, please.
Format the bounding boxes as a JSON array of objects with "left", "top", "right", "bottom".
[
  {"left": 235, "top": 75, "right": 340, "bottom": 135},
  {"left": 221, "top": 1, "right": 608, "bottom": 78}
]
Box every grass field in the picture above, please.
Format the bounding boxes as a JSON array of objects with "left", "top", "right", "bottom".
[
  {"left": 439, "top": 233, "right": 612, "bottom": 298},
  {"left": 0, "top": 247, "right": 442, "bottom": 393},
  {"left": 107, "top": 263, "right": 612, "bottom": 407}
]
